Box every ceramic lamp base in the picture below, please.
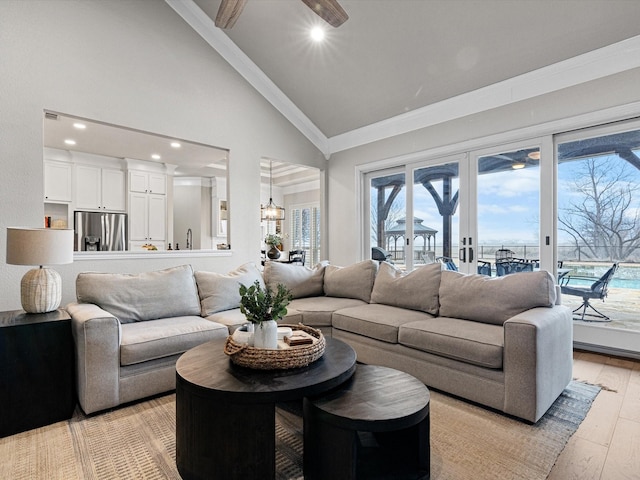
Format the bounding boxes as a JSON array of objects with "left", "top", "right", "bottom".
[{"left": 20, "top": 267, "right": 61, "bottom": 313}]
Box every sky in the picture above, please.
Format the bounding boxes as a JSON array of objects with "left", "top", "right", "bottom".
[{"left": 374, "top": 148, "right": 640, "bottom": 258}]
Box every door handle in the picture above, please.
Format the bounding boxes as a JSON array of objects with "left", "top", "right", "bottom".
[
  {"left": 459, "top": 247, "right": 466, "bottom": 263},
  {"left": 469, "top": 247, "right": 474, "bottom": 263}
]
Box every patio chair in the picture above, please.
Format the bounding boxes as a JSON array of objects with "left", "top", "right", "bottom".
[
  {"left": 371, "top": 246, "right": 393, "bottom": 264},
  {"left": 436, "top": 256, "right": 458, "bottom": 271},
  {"left": 495, "top": 248, "right": 515, "bottom": 262},
  {"left": 420, "top": 251, "right": 436, "bottom": 264},
  {"left": 288, "top": 249, "right": 306, "bottom": 266},
  {"left": 495, "top": 258, "right": 534, "bottom": 276},
  {"left": 477, "top": 260, "right": 491, "bottom": 276},
  {"left": 560, "top": 263, "right": 619, "bottom": 322}
]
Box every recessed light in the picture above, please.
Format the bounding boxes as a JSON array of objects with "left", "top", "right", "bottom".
[
  {"left": 151, "top": 154, "right": 161, "bottom": 160},
  {"left": 73, "top": 122, "right": 87, "bottom": 130},
  {"left": 310, "top": 26, "right": 325, "bottom": 42},
  {"left": 512, "top": 162, "right": 526, "bottom": 170},
  {"left": 170, "top": 142, "right": 181, "bottom": 148},
  {"left": 64, "top": 139, "right": 76, "bottom": 145}
]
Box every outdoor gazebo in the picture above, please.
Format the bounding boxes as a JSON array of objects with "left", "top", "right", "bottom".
[{"left": 385, "top": 217, "right": 437, "bottom": 262}]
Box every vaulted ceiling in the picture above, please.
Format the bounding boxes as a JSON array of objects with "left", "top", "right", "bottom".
[{"left": 169, "top": 0, "right": 640, "bottom": 157}]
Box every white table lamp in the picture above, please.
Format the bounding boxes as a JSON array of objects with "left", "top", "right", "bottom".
[{"left": 6, "top": 227, "right": 74, "bottom": 313}]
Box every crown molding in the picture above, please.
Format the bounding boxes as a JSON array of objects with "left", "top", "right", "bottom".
[
  {"left": 164, "top": 0, "right": 330, "bottom": 157},
  {"left": 166, "top": 0, "right": 640, "bottom": 159}
]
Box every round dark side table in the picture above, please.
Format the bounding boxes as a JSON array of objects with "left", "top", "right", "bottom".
[
  {"left": 303, "top": 364, "right": 431, "bottom": 480},
  {"left": 175, "top": 336, "right": 357, "bottom": 480}
]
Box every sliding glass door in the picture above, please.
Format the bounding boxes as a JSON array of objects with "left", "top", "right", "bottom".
[
  {"left": 470, "top": 141, "right": 546, "bottom": 277},
  {"left": 367, "top": 168, "right": 407, "bottom": 265},
  {"left": 555, "top": 120, "right": 640, "bottom": 332}
]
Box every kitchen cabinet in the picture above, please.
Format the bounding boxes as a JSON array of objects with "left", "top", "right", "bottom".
[
  {"left": 129, "top": 192, "right": 166, "bottom": 247},
  {"left": 129, "top": 171, "right": 166, "bottom": 195},
  {"left": 75, "top": 164, "right": 125, "bottom": 211},
  {"left": 44, "top": 161, "right": 72, "bottom": 202}
]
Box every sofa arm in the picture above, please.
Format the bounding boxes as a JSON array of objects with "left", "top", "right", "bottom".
[
  {"left": 66, "top": 302, "right": 121, "bottom": 414},
  {"left": 503, "top": 305, "right": 573, "bottom": 423}
]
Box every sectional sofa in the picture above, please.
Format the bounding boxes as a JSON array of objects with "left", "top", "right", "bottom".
[{"left": 66, "top": 260, "right": 573, "bottom": 422}]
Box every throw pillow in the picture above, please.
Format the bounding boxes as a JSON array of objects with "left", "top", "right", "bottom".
[
  {"left": 438, "top": 270, "right": 557, "bottom": 325},
  {"left": 195, "top": 263, "right": 264, "bottom": 316},
  {"left": 323, "top": 260, "right": 379, "bottom": 303},
  {"left": 263, "top": 261, "right": 327, "bottom": 299},
  {"left": 76, "top": 264, "right": 201, "bottom": 323},
  {"left": 371, "top": 262, "right": 441, "bottom": 315}
]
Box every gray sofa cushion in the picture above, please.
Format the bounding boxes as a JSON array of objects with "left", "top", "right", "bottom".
[
  {"left": 205, "top": 307, "right": 303, "bottom": 332},
  {"left": 76, "top": 265, "right": 201, "bottom": 323},
  {"left": 195, "top": 263, "right": 264, "bottom": 316},
  {"left": 398, "top": 317, "right": 504, "bottom": 369},
  {"left": 263, "top": 261, "right": 326, "bottom": 298},
  {"left": 332, "top": 304, "right": 432, "bottom": 343},
  {"left": 120, "top": 316, "right": 228, "bottom": 366},
  {"left": 439, "top": 270, "right": 556, "bottom": 325},
  {"left": 324, "top": 260, "right": 378, "bottom": 302},
  {"left": 289, "top": 296, "right": 367, "bottom": 326},
  {"left": 371, "top": 262, "right": 441, "bottom": 315}
]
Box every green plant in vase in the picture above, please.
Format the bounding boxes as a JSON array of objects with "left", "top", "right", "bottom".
[
  {"left": 264, "top": 233, "right": 286, "bottom": 260},
  {"left": 239, "top": 280, "right": 292, "bottom": 349}
]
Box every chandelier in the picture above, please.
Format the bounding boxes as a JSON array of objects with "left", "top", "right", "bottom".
[{"left": 261, "top": 160, "right": 285, "bottom": 221}]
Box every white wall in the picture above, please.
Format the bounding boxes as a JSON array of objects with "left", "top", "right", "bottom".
[
  {"left": 326, "top": 67, "right": 640, "bottom": 266},
  {"left": 0, "top": 0, "right": 324, "bottom": 310}
]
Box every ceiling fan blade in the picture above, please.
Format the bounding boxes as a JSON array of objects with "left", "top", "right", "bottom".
[
  {"left": 215, "top": 0, "right": 247, "bottom": 29},
  {"left": 301, "top": 0, "right": 349, "bottom": 27}
]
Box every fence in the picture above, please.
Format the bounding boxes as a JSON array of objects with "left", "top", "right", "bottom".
[{"left": 386, "top": 244, "right": 640, "bottom": 264}]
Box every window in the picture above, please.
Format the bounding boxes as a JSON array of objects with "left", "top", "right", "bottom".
[{"left": 290, "top": 204, "right": 320, "bottom": 266}]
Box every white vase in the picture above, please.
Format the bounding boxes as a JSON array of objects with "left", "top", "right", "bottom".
[{"left": 253, "top": 320, "right": 278, "bottom": 349}]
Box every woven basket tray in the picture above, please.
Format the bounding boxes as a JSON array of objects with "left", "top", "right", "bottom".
[{"left": 223, "top": 324, "right": 326, "bottom": 370}]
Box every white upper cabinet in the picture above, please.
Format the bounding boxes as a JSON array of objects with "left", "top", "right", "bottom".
[
  {"left": 44, "top": 161, "right": 72, "bottom": 202},
  {"left": 75, "top": 165, "right": 125, "bottom": 211},
  {"left": 129, "top": 171, "right": 166, "bottom": 195}
]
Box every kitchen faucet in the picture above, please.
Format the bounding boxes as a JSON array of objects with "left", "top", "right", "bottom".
[{"left": 187, "top": 228, "right": 192, "bottom": 250}]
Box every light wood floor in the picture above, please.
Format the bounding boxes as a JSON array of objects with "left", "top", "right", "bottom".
[{"left": 548, "top": 350, "right": 640, "bottom": 480}]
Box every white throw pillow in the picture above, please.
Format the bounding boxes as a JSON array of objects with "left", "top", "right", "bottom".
[
  {"left": 371, "top": 262, "right": 441, "bottom": 315},
  {"left": 439, "top": 270, "right": 556, "bottom": 324},
  {"left": 263, "top": 261, "right": 327, "bottom": 299},
  {"left": 195, "top": 263, "right": 264, "bottom": 316},
  {"left": 76, "top": 264, "right": 201, "bottom": 323},
  {"left": 323, "top": 260, "right": 379, "bottom": 303}
]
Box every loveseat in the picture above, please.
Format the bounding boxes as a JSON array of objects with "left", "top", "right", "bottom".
[{"left": 67, "top": 260, "right": 572, "bottom": 422}]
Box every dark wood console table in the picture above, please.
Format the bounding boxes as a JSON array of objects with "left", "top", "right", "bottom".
[
  {"left": 0, "top": 309, "right": 76, "bottom": 437},
  {"left": 175, "top": 336, "right": 357, "bottom": 480}
]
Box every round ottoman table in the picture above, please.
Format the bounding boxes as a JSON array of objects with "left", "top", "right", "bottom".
[{"left": 303, "top": 364, "right": 430, "bottom": 479}]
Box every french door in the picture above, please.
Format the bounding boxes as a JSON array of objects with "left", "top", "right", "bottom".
[{"left": 365, "top": 140, "right": 553, "bottom": 274}]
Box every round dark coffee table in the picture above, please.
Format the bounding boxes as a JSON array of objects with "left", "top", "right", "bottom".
[
  {"left": 303, "top": 365, "right": 430, "bottom": 480},
  {"left": 175, "top": 336, "right": 357, "bottom": 480}
]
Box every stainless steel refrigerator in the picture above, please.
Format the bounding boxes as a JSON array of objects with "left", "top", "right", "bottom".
[{"left": 74, "top": 211, "right": 128, "bottom": 251}]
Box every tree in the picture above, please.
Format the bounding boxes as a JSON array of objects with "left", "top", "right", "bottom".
[
  {"left": 559, "top": 156, "right": 640, "bottom": 261},
  {"left": 370, "top": 189, "right": 405, "bottom": 248}
]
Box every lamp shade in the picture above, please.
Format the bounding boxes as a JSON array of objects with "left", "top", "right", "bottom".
[{"left": 6, "top": 227, "right": 74, "bottom": 266}]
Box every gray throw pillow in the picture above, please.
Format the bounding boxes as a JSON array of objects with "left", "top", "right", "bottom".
[
  {"left": 439, "top": 270, "right": 556, "bottom": 325},
  {"left": 371, "top": 262, "right": 441, "bottom": 315},
  {"left": 263, "top": 261, "right": 327, "bottom": 299},
  {"left": 76, "top": 264, "right": 201, "bottom": 323},
  {"left": 323, "top": 260, "right": 379, "bottom": 303},
  {"left": 195, "top": 263, "right": 264, "bottom": 316}
]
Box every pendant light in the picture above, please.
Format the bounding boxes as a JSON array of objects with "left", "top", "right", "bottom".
[{"left": 261, "top": 160, "right": 285, "bottom": 221}]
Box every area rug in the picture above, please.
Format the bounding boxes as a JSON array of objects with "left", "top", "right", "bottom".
[{"left": 0, "top": 381, "right": 599, "bottom": 480}]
